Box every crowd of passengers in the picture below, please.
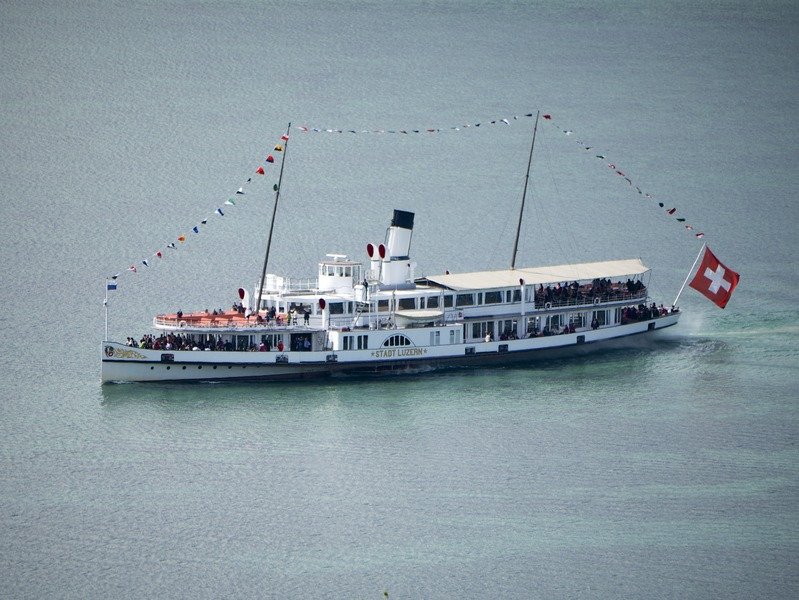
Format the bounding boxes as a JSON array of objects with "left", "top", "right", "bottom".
[
  {"left": 535, "top": 278, "right": 646, "bottom": 306},
  {"left": 174, "top": 304, "right": 311, "bottom": 326},
  {"left": 487, "top": 302, "right": 674, "bottom": 340},
  {"left": 124, "top": 333, "right": 289, "bottom": 352}
]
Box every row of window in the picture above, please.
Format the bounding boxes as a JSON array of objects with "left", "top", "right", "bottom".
[
  {"left": 326, "top": 289, "right": 526, "bottom": 315},
  {"left": 467, "top": 309, "right": 617, "bottom": 339},
  {"left": 342, "top": 334, "right": 369, "bottom": 350}
]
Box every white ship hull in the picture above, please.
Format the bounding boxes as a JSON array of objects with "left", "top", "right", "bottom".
[{"left": 102, "top": 313, "right": 679, "bottom": 383}]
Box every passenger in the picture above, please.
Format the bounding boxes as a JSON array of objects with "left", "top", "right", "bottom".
[
  {"left": 304, "top": 309, "right": 310, "bottom": 325},
  {"left": 277, "top": 340, "right": 284, "bottom": 352}
]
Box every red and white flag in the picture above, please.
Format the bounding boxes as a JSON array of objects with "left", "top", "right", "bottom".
[{"left": 689, "top": 246, "right": 740, "bottom": 309}]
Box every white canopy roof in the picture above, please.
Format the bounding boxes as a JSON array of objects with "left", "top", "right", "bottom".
[{"left": 418, "top": 258, "right": 649, "bottom": 291}]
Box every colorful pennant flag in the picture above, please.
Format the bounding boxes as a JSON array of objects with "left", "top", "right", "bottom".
[
  {"left": 216, "top": 208, "right": 224, "bottom": 216},
  {"left": 256, "top": 166, "right": 265, "bottom": 175}
]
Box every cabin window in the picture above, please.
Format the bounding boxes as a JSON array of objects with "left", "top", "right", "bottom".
[
  {"left": 260, "top": 334, "right": 280, "bottom": 349},
  {"left": 450, "top": 330, "right": 456, "bottom": 344},
  {"left": 236, "top": 335, "right": 250, "bottom": 351},
  {"left": 383, "top": 334, "right": 412, "bottom": 347},
  {"left": 419, "top": 297, "right": 426, "bottom": 309},
  {"left": 570, "top": 313, "right": 585, "bottom": 328},
  {"left": 344, "top": 266, "right": 352, "bottom": 277},
  {"left": 329, "top": 302, "right": 344, "bottom": 315},
  {"left": 547, "top": 315, "right": 562, "bottom": 331},
  {"left": 484, "top": 291, "right": 503, "bottom": 304},
  {"left": 427, "top": 296, "right": 439, "bottom": 308},
  {"left": 471, "top": 321, "right": 494, "bottom": 339},
  {"left": 377, "top": 299, "right": 389, "bottom": 312},
  {"left": 499, "top": 319, "right": 517, "bottom": 338},
  {"left": 477, "top": 293, "right": 483, "bottom": 304},
  {"left": 357, "top": 334, "right": 368, "bottom": 350},
  {"left": 456, "top": 293, "right": 474, "bottom": 307},
  {"left": 430, "top": 331, "right": 441, "bottom": 346},
  {"left": 444, "top": 295, "right": 453, "bottom": 308},
  {"left": 594, "top": 310, "right": 608, "bottom": 326},
  {"left": 398, "top": 298, "right": 416, "bottom": 310},
  {"left": 343, "top": 335, "right": 353, "bottom": 350},
  {"left": 513, "top": 289, "right": 521, "bottom": 302}
]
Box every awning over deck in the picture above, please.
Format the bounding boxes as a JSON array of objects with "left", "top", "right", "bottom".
[{"left": 417, "top": 259, "right": 649, "bottom": 291}]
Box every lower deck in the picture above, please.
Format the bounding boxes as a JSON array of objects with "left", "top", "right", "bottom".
[{"left": 102, "top": 311, "right": 679, "bottom": 382}]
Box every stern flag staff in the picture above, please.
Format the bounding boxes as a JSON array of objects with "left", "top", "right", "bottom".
[{"left": 688, "top": 246, "right": 740, "bottom": 309}]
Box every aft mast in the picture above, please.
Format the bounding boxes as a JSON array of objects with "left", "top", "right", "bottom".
[
  {"left": 510, "top": 110, "right": 540, "bottom": 270},
  {"left": 255, "top": 122, "right": 291, "bottom": 314}
]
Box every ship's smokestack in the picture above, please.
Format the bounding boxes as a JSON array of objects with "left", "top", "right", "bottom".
[
  {"left": 381, "top": 209, "right": 416, "bottom": 287},
  {"left": 386, "top": 209, "right": 414, "bottom": 259}
]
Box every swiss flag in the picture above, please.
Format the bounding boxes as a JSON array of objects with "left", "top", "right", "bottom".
[{"left": 689, "top": 246, "right": 740, "bottom": 309}]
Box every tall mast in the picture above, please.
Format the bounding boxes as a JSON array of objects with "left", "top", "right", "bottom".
[
  {"left": 511, "top": 110, "right": 540, "bottom": 270},
  {"left": 255, "top": 122, "right": 291, "bottom": 314}
]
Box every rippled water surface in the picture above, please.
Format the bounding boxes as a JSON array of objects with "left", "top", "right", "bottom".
[{"left": 1, "top": 1, "right": 797, "bottom": 597}]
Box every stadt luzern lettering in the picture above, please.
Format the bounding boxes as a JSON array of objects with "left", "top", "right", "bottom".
[{"left": 370, "top": 348, "right": 428, "bottom": 359}]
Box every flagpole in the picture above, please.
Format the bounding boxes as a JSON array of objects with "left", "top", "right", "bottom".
[
  {"left": 511, "top": 110, "right": 539, "bottom": 270},
  {"left": 672, "top": 242, "right": 706, "bottom": 308},
  {"left": 103, "top": 279, "right": 109, "bottom": 341},
  {"left": 255, "top": 122, "right": 291, "bottom": 315}
]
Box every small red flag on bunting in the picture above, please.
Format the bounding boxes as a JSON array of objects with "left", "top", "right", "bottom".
[
  {"left": 266, "top": 155, "right": 274, "bottom": 163},
  {"left": 281, "top": 134, "right": 289, "bottom": 141},
  {"left": 256, "top": 166, "right": 265, "bottom": 175},
  {"left": 543, "top": 114, "right": 552, "bottom": 120},
  {"left": 156, "top": 251, "right": 162, "bottom": 258},
  {"left": 666, "top": 208, "right": 677, "bottom": 215}
]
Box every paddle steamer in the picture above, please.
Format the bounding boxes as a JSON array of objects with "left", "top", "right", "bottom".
[
  {"left": 101, "top": 207, "right": 679, "bottom": 383},
  {"left": 101, "top": 117, "right": 680, "bottom": 383}
]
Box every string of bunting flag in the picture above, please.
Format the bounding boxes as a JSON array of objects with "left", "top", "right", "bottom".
[
  {"left": 105, "top": 133, "right": 289, "bottom": 290},
  {"left": 537, "top": 113, "right": 706, "bottom": 241},
  {"left": 296, "top": 112, "right": 706, "bottom": 240},
  {"left": 107, "top": 111, "right": 707, "bottom": 292}
]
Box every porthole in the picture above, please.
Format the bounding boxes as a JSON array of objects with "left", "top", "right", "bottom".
[
  {"left": 150, "top": 366, "right": 154, "bottom": 370},
  {"left": 166, "top": 366, "right": 171, "bottom": 370},
  {"left": 228, "top": 366, "right": 232, "bottom": 369},
  {"left": 198, "top": 366, "right": 202, "bottom": 369},
  {"left": 182, "top": 366, "right": 187, "bottom": 370},
  {"left": 213, "top": 365, "right": 217, "bottom": 370}
]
